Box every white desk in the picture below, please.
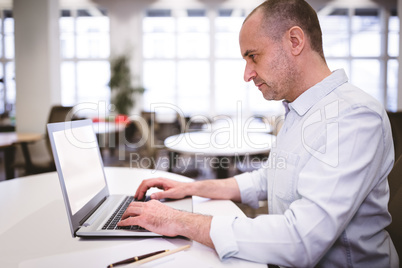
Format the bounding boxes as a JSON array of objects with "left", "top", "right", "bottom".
[
  {"left": 165, "top": 132, "right": 276, "bottom": 178},
  {"left": 0, "top": 167, "right": 264, "bottom": 268}
]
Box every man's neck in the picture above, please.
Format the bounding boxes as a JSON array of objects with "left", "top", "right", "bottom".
[{"left": 287, "top": 55, "right": 332, "bottom": 103}]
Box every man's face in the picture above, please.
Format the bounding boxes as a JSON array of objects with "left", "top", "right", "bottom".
[{"left": 239, "top": 11, "right": 297, "bottom": 102}]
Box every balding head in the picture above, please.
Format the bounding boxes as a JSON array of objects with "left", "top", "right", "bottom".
[{"left": 244, "top": 0, "right": 325, "bottom": 60}]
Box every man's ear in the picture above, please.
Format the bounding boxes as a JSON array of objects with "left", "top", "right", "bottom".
[{"left": 288, "top": 26, "right": 305, "bottom": 56}]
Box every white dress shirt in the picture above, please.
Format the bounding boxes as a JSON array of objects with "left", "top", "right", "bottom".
[{"left": 210, "top": 69, "right": 399, "bottom": 267}]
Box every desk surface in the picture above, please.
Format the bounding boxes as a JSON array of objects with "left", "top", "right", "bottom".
[
  {"left": 0, "top": 132, "right": 42, "bottom": 148},
  {"left": 165, "top": 131, "right": 276, "bottom": 157},
  {"left": 0, "top": 167, "right": 264, "bottom": 268}
]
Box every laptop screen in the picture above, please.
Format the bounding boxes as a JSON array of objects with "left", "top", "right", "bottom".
[{"left": 52, "top": 124, "right": 106, "bottom": 215}]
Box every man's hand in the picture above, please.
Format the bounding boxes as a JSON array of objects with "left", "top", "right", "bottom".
[
  {"left": 119, "top": 176, "right": 240, "bottom": 248},
  {"left": 118, "top": 200, "right": 181, "bottom": 237},
  {"left": 117, "top": 200, "right": 214, "bottom": 248},
  {"left": 135, "top": 177, "right": 242, "bottom": 202},
  {"left": 134, "top": 177, "right": 192, "bottom": 201}
]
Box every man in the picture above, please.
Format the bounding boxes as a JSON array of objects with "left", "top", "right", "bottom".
[{"left": 118, "top": 0, "right": 399, "bottom": 266}]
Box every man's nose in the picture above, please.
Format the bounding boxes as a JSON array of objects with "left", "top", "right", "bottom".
[{"left": 244, "top": 64, "right": 256, "bottom": 82}]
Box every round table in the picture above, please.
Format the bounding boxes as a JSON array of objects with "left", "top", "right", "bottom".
[{"left": 165, "top": 131, "right": 276, "bottom": 178}]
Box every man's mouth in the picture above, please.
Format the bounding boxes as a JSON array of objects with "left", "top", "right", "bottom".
[
  {"left": 253, "top": 78, "right": 264, "bottom": 88},
  {"left": 255, "top": 83, "right": 264, "bottom": 90}
]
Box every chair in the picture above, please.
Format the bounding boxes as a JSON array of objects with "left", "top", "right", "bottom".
[
  {"left": 122, "top": 113, "right": 163, "bottom": 169},
  {"left": 386, "top": 154, "right": 402, "bottom": 258},
  {"left": 387, "top": 111, "right": 402, "bottom": 160},
  {"left": 141, "top": 111, "right": 163, "bottom": 144},
  {"left": 16, "top": 105, "right": 74, "bottom": 175},
  {"left": 168, "top": 114, "right": 214, "bottom": 177},
  {"left": 184, "top": 114, "right": 211, "bottom": 132}
]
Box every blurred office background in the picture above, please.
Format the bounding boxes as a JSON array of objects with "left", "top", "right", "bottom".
[{"left": 0, "top": 0, "right": 400, "bottom": 185}]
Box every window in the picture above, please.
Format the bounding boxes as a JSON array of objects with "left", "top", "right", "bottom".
[
  {"left": 320, "top": 7, "right": 399, "bottom": 111},
  {"left": 142, "top": 9, "right": 211, "bottom": 115},
  {"left": 60, "top": 8, "right": 110, "bottom": 117},
  {"left": 387, "top": 9, "right": 399, "bottom": 112},
  {"left": 142, "top": 8, "right": 282, "bottom": 117},
  {"left": 0, "top": 9, "right": 15, "bottom": 117},
  {"left": 143, "top": 5, "right": 399, "bottom": 116}
]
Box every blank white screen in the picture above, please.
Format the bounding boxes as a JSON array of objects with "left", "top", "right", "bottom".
[{"left": 53, "top": 125, "right": 106, "bottom": 215}]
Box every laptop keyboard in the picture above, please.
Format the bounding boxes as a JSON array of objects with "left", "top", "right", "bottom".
[{"left": 102, "top": 196, "right": 149, "bottom": 231}]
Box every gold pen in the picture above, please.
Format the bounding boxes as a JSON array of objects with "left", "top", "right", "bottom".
[{"left": 107, "top": 249, "right": 168, "bottom": 268}]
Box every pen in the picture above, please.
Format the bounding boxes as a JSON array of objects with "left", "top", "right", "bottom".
[
  {"left": 130, "top": 244, "right": 191, "bottom": 266},
  {"left": 107, "top": 249, "right": 168, "bottom": 267}
]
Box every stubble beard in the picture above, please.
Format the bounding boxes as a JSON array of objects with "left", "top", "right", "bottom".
[{"left": 261, "top": 47, "right": 298, "bottom": 102}]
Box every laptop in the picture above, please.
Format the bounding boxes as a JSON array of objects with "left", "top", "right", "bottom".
[{"left": 47, "top": 119, "right": 193, "bottom": 238}]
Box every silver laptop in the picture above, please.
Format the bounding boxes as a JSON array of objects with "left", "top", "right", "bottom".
[{"left": 47, "top": 119, "right": 192, "bottom": 238}]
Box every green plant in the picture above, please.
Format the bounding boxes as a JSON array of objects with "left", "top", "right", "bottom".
[{"left": 109, "top": 55, "right": 145, "bottom": 115}]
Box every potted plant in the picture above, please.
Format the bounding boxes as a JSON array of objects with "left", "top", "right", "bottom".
[{"left": 109, "top": 54, "right": 145, "bottom": 119}]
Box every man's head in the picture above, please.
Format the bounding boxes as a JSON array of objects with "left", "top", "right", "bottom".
[
  {"left": 249, "top": 0, "right": 324, "bottom": 59},
  {"left": 240, "top": 0, "right": 328, "bottom": 102}
]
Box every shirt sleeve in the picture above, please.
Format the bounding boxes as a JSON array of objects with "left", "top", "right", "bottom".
[
  {"left": 209, "top": 216, "right": 239, "bottom": 259},
  {"left": 234, "top": 169, "right": 268, "bottom": 209},
  {"left": 209, "top": 107, "right": 393, "bottom": 267}
]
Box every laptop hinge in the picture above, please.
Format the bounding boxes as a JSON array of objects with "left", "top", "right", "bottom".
[{"left": 79, "top": 197, "right": 107, "bottom": 227}]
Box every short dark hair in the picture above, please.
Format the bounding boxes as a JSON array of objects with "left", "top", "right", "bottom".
[{"left": 246, "top": 0, "right": 324, "bottom": 59}]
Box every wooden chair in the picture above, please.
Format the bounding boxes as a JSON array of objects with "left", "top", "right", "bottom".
[{"left": 16, "top": 105, "right": 74, "bottom": 175}]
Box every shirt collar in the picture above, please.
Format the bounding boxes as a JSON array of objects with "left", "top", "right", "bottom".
[
  {"left": 283, "top": 69, "right": 348, "bottom": 117},
  {"left": 282, "top": 101, "right": 290, "bottom": 117}
]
